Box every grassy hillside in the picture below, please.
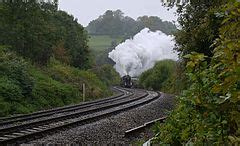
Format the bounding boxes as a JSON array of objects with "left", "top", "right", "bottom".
[{"left": 0, "top": 47, "right": 113, "bottom": 117}]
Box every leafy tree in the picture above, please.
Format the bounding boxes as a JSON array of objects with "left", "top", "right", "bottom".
[
  {"left": 0, "top": 0, "right": 56, "bottom": 65},
  {"left": 86, "top": 10, "right": 177, "bottom": 37},
  {"left": 137, "top": 16, "right": 176, "bottom": 35},
  {"left": 153, "top": 0, "right": 240, "bottom": 144},
  {"left": 52, "top": 41, "right": 70, "bottom": 64},
  {"left": 174, "top": 0, "right": 229, "bottom": 58},
  {"left": 139, "top": 60, "right": 176, "bottom": 90},
  {"left": 0, "top": 1, "right": 111, "bottom": 117},
  {"left": 161, "top": 62, "right": 188, "bottom": 94},
  {"left": 0, "top": 1, "right": 91, "bottom": 68},
  {"left": 52, "top": 10, "right": 91, "bottom": 69}
]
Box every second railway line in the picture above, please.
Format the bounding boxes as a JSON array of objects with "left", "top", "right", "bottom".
[{"left": 0, "top": 87, "right": 170, "bottom": 145}]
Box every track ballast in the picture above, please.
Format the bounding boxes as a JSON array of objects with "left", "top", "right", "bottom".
[{"left": 0, "top": 87, "right": 164, "bottom": 145}]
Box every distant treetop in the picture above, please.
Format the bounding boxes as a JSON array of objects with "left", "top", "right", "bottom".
[{"left": 86, "top": 10, "right": 177, "bottom": 37}]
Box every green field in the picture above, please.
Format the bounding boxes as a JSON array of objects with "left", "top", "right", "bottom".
[
  {"left": 89, "top": 35, "right": 124, "bottom": 65},
  {"left": 89, "top": 35, "right": 123, "bottom": 52}
]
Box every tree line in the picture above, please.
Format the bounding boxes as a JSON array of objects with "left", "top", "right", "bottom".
[
  {"left": 86, "top": 9, "right": 177, "bottom": 37},
  {"left": 0, "top": 0, "right": 91, "bottom": 69}
]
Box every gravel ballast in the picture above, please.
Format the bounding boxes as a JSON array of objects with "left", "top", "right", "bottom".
[{"left": 29, "top": 92, "right": 175, "bottom": 144}]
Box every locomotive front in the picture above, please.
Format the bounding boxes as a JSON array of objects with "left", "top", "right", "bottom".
[{"left": 120, "top": 75, "right": 133, "bottom": 88}]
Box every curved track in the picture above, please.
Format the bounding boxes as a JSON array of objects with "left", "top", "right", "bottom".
[
  {"left": 0, "top": 87, "right": 129, "bottom": 125},
  {"left": 0, "top": 87, "right": 160, "bottom": 145}
]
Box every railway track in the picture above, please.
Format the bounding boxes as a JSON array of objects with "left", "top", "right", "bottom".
[
  {"left": 0, "top": 87, "right": 131, "bottom": 126},
  {"left": 0, "top": 87, "right": 160, "bottom": 145},
  {"left": 123, "top": 93, "right": 168, "bottom": 144},
  {"left": 124, "top": 93, "right": 167, "bottom": 137}
]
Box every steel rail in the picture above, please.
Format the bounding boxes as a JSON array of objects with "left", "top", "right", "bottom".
[
  {"left": 124, "top": 117, "right": 167, "bottom": 135},
  {"left": 0, "top": 90, "right": 159, "bottom": 145},
  {"left": 0, "top": 87, "right": 132, "bottom": 126},
  {"left": 124, "top": 93, "right": 167, "bottom": 137}
]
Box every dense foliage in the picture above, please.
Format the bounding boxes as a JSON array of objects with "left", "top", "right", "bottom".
[
  {"left": 174, "top": 0, "right": 228, "bottom": 59},
  {"left": 0, "top": 1, "right": 119, "bottom": 117},
  {"left": 0, "top": 48, "right": 111, "bottom": 117},
  {"left": 86, "top": 10, "right": 177, "bottom": 37},
  {"left": 153, "top": 0, "right": 240, "bottom": 144},
  {"left": 90, "top": 64, "right": 121, "bottom": 86},
  {"left": 0, "top": 0, "right": 91, "bottom": 68},
  {"left": 139, "top": 60, "right": 176, "bottom": 90}
]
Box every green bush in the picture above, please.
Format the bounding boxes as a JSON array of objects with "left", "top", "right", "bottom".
[
  {"left": 139, "top": 60, "right": 176, "bottom": 90},
  {"left": 0, "top": 48, "right": 33, "bottom": 116},
  {"left": 0, "top": 48, "right": 33, "bottom": 97},
  {"left": 90, "top": 64, "right": 120, "bottom": 86},
  {"left": 0, "top": 76, "right": 26, "bottom": 116},
  {"left": 0, "top": 98, "right": 11, "bottom": 117},
  {"left": 46, "top": 58, "right": 111, "bottom": 100},
  {"left": 161, "top": 62, "right": 188, "bottom": 94},
  {"left": 31, "top": 69, "right": 81, "bottom": 109},
  {"left": 0, "top": 76, "right": 24, "bottom": 101},
  {"left": 0, "top": 49, "right": 112, "bottom": 117}
]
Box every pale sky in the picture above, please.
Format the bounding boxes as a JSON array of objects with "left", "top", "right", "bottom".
[{"left": 59, "top": 0, "right": 177, "bottom": 27}]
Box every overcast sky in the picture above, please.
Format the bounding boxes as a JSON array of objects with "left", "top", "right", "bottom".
[{"left": 59, "top": 0, "right": 177, "bottom": 27}]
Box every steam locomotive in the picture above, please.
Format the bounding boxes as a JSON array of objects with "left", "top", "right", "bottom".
[{"left": 120, "top": 75, "right": 133, "bottom": 88}]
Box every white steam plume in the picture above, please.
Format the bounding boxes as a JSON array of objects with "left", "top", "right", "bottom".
[{"left": 108, "top": 28, "right": 178, "bottom": 77}]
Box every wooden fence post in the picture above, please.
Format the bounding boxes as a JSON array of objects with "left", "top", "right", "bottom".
[{"left": 82, "top": 83, "right": 86, "bottom": 102}]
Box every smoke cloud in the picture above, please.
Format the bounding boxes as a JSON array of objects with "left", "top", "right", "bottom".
[{"left": 108, "top": 28, "right": 178, "bottom": 77}]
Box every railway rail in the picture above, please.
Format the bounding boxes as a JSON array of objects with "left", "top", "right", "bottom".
[
  {"left": 125, "top": 117, "right": 166, "bottom": 136},
  {"left": 0, "top": 87, "right": 129, "bottom": 124},
  {"left": 0, "top": 87, "right": 160, "bottom": 145},
  {"left": 0, "top": 87, "right": 131, "bottom": 126}
]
